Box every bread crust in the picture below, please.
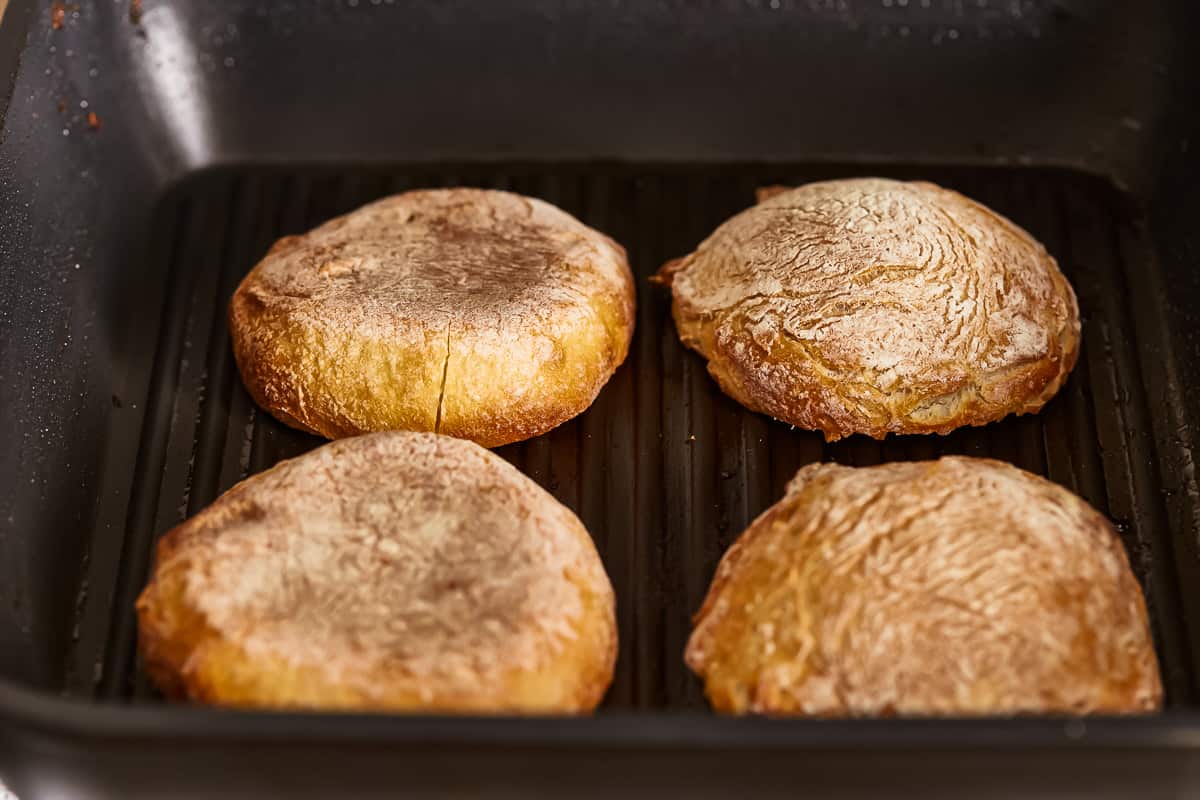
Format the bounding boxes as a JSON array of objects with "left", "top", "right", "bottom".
[
  {"left": 685, "top": 457, "right": 1162, "bottom": 716},
  {"left": 136, "top": 432, "right": 617, "bottom": 713},
  {"left": 230, "top": 188, "right": 635, "bottom": 448},
  {"left": 655, "top": 178, "right": 1080, "bottom": 441}
]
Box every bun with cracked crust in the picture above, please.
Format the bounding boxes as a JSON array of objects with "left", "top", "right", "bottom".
[
  {"left": 137, "top": 431, "right": 617, "bottom": 713},
  {"left": 685, "top": 457, "right": 1161, "bottom": 717},
  {"left": 654, "top": 178, "right": 1080, "bottom": 441},
  {"left": 229, "top": 188, "right": 635, "bottom": 447}
]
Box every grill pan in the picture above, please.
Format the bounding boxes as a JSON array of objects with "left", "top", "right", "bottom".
[{"left": 2, "top": 1, "right": 1199, "bottom": 797}]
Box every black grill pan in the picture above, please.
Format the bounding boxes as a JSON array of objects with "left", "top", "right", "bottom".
[{"left": 1, "top": 1, "right": 1199, "bottom": 798}]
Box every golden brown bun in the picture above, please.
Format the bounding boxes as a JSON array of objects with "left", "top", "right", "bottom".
[
  {"left": 136, "top": 432, "right": 617, "bottom": 713},
  {"left": 230, "top": 188, "right": 635, "bottom": 448},
  {"left": 654, "top": 178, "right": 1080, "bottom": 441},
  {"left": 686, "top": 457, "right": 1161, "bottom": 716}
]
